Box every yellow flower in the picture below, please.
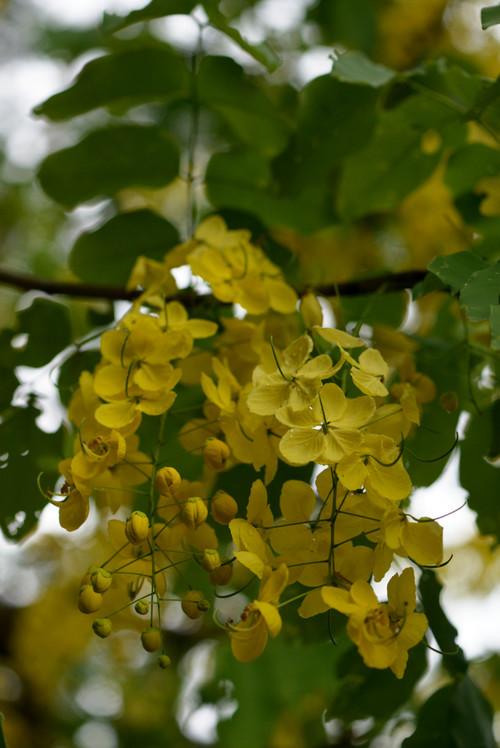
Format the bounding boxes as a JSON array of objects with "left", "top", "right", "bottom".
[
  {"left": 229, "top": 563, "right": 289, "bottom": 662},
  {"left": 349, "top": 348, "right": 389, "bottom": 397},
  {"left": 277, "top": 383, "right": 375, "bottom": 466},
  {"left": 247, "top": 334, "right": 335, "bottom": 415},
  {"left": 187, "top": 216, "right": 298, "bottom": 315},
  {"left": 315, "top": 568, "right": 428, "bottom": 677}
]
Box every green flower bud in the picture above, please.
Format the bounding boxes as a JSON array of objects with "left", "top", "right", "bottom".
[
  {"left": 158, "top": 654, "right": 171, "bottom": 669},
  {"left": 78, "top": 585, "right": 103, "bottom": 614},
  {"left": 181, "top": 497, "right": 208, "bottom": 531},
  {"left": 209, "top": 562, "right": 233, "bottom": 586},
  {"left": 202, "top": 438, "right": 230, "bottom": 471},
  {"left": 92, "top": 618, "right": 112, "bottom": 638},
  {"left": 197, "top": 549, "right": 221, "bottom": 573},
  {"left": 181, "top": 590, "right": 204, "bottom": 619},
  {"left": 211, "top": 490, "right": 238, "bottom": 525},
  {"left": 125, "top": 511, "right": 149, "bottom": 546},
  {"left": 154, "top": 466, "right": 181, "bottom": 496},
  {"left": 90, "top": 568, "right": 112, "bottom": 593},
  {"left": 141, "top": 627, "right": 162, "bottom": 652},
  {"left": 135, "top": 599, "right": 150, "bottom": 616}
]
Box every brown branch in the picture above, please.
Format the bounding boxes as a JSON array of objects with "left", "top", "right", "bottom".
[{"left": 0, "top": 265, "right": 429, "bottom": 302}]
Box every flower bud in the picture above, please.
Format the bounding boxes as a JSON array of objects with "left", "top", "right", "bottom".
[
  {"left": 92, "top": 618, "right": 112, "bottom": 638},
  {"left": 439, "top": 391, "right": 458, "bottom": 413},
  {"left": 155, "top": 466, "right": 181, "bottom": 496},
  {"left": 158, "top": 654, "right": 171, "bottom": 669},
  {"left": 197, "top": 549, "right": 221, "bottom": 572},
  {"left": 211, "top": 490, "right": 238, "bottom": 525},
  {"left": 181, "top": 590, "right": 204, "bottom": 619},
  {"left": 181, "top": 497, "right": 208, "bottom": 531},
  {"left": 141, "top": 626, "right": 162, "bottom": 652},
  {"left": 209, "top": 563, "right": 234, "bottom": 586},
  {"left": 81, "top": 565, "right": 99, "bottom": 586},
  {"left": 299, "top": 291, "right": 323, "bottom": 328},
  {"left": 78, "top": 585, "right": 103, "bottom": 614},
  {"left": 135, "top": 599, "right": 150, "bottom": 615},
  {"left": 91, "top": 568, "right": 112, "bottom": 593},
  {"left": 202, "top": 438, "right": 230, "bottom": 471},
  {"left": 125, "top": 511, "right": 149, "bottom": 545}
]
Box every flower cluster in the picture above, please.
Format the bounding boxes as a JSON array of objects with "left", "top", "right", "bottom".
[{"left": 47, "top": 215, "right": 443, "bottom": 676}]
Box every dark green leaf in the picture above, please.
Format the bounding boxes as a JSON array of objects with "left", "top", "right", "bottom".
[
  {"left": 0, "top": 331, "right": 20, "bottom": 411},
  {"left": 210, "top": 638, "right": 340, "bottom": 748},
  {"left": 306, "top": 0, "right": 378, "bottom": 52},
  {"left": 206, "top": 149, "right": 333, "bottom": 233},
  {"left": 403, "top": 684, "right": 458, "bottom": 747},
  {"left": 445, "top": 144, "right": 500, "bottom": 197},
  {"left": 34, "top": 46, "right": 189, "bottom": 121},
  {"left": 460, "top": 401, "right": 500, "bottom": 539},
  {"left": 460, "top": 261, "right": 500, "bottom": 321},
  {"left": 101, "top": 0, "right": 197, "bottom": 33},
  {"left": 341, "top": 291, "right": 408, "bottom": 328},
  {"left": 197, "top": 56, "right": 290, "bottom": 155},
  {"left": 404, "top": 676, "right": 496, "bottom": 748},
  {"left": 330, "top": 641, "right": 427, "bottom": 723},
  {"left": 490, "top": 304, "right": 500, "bottom": 349},
  {"left": 331, "top": 50, "right": 396, "bottom": 87},
  {"left": 38, "top": 125, "right": 180, "bottom": 207},
  {"left": 428, "top": 252, "right": 490, "bottom": 294},
  {"left": 70, "top": 210, "right": 179, "bottom": 285},
  {"left": 276, "top": 76, "right": 380, "bottom": 193},
  {"left": 338, "top": 94, "right": 467, "bottom": 219},
  {"left": 201, "top": 0, "right": 281, "bottom": 72},
  {"left": 481, "top": 4, "right": 500, "bottom": 29},
  {"left": 418, "top": 571, "right": 467, "bottom": 676},
  {"left": 16, "top": 299, "right": 71, "bottom": 368},
  {"left": 451, "top": 676, "right": 497, "bottom": 748},
  {"left": 0, "top": 406, "right": 64, "bottom": 540},
  {"left": 0, "top": 714, "right": 7, "bottom": 748}
]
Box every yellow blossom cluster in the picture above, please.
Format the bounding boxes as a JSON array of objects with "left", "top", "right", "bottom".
[{"left": 46, "top": 215, "right": 443, "bottom": 676}]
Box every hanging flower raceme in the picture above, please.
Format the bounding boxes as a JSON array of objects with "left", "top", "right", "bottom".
[{"left": 46, "top": 213, "right": 449, "bottom": 678}]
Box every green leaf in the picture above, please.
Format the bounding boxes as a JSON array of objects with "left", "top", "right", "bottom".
[
  {"left": 197, "top": 56, "right": 290, "bottom": 155},
  {"left": 208, "top": 638, "right": 340, "bottom": 748},
  {"left": 205, "top": 149, "right": 333, "bottom": 233},
  {"left": 428, "top": 252, "right": 490, "bottom": 294},
  {"left": 16, "top": 298, "right": 71, "bottom": 368},
  {"left": 276, "top": 76, "right": 380, "bottom": 193},
  {"left": 330, "top": 641, "right": 427, "bottom": 723},
  {"left": 330, "top": 50, "right": 396, "bottom": 87},
  {"left": 490, "top": 304, "right": 500, "bottom": 349},
  {"left": 0, "top": 406, "right": 64, "bottom": 540},
  {"left": 101, "top": 0, "right": 197, "bottom": 33},
  {"left": 403, "top": 677, "right": 496, "bottom": 748},
  {"left": 70, "top": 210, "right": 179, "bottom": 285},
  {"left": 481, "top": 4, "right": 500, "bottom": 29},
  {"left": 38, "top": 125, "right": 179, "bottom": 207},
  {"left": 341, "top": 291, "right": 408, "bottom": 328},
  {"left": 451, "top": 677, "right": 497, "bottom": 748},
  {"left": 306, "top": 0, "right": 378, "bottom": 52},
  {"left": 460, "top": 401, "right": 500, "bottom": 539},
  {"left": 0, "top": 331, "right": 20, "bottom": 411},
  {"left": 460, "top": 261, "right": 500, "bottom": 322},
  {"left": 201, "top": 0, "right": 281, "bottom": 72},
  {"left": 34, "top": 46, "right": 189, "bottom": 121},
  {"left": 403, "top": 684, "right": 456, "bottom": 747},
  {"left": 338, "top": 94, "right": 467, "bottom": 219},
  {"left": 445, "top": 144, "right": 500, "bottom": 197},
  {"left": 0, "top": 714, "right": 7, "bottom": 748},
  {"left": 418, "top": 571, "right": 467, "bottom": 676}
]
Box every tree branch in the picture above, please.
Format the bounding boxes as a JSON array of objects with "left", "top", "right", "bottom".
[{"left": 0, "top": 265, "right": 428, "bottom": 302}]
